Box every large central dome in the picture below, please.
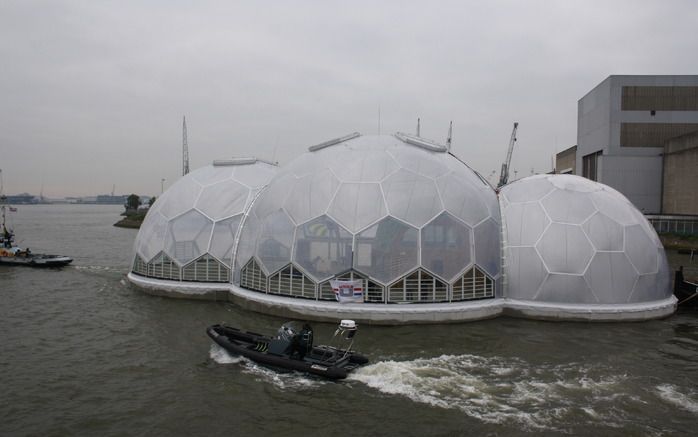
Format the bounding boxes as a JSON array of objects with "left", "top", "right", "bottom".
[{"left": 235, "top": 133, "right": 501, "bottom": 303}]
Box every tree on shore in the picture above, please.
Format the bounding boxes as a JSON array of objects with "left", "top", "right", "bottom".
[{"left": 126, "top": 194, "right": 141, "bottom": 210}]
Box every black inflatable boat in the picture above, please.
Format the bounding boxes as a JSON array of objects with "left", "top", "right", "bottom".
[{"left": 206, "top": 320, "right": 369, "bottom": 380}]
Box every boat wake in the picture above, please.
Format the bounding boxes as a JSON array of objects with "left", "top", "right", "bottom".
[
  {"left": 209, "top": 344, "right": 326, "bottom": 390},
  {"left": 656, "top": 384, "right": 698, "bottom": 414},
  {"left": 347, "top": 354, "right": 635, "bottom": 430}
]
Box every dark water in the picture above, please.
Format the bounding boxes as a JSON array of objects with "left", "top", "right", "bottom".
[{"left": 1, "top": 205, "right": 697, "bottom": 436}]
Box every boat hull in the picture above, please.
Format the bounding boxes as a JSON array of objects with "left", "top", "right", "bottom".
[{"left": 0, "top": 255, "right": 73, "bottom": 267}]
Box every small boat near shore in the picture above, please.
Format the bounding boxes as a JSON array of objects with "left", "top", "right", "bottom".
[
  {"left": 207, "top": 320, "right": 368, "bottom": 380},
  {"left": 1, "top": 196, "right": 72, "bottom": 267},
  {"left": 675, "top": 267, "right": 698, "bottom": 307}
]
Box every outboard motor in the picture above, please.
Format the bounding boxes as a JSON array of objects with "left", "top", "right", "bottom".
[{"left": 268, "top": 322, "right": 297, "bottom": 356}]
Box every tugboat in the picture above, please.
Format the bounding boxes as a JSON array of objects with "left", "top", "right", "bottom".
[
  {"left": 0, "top": 196, "right": 73, "bottom": 267},
  {"left": 207, "top": 320, "right": 369, "bottom": 380}
]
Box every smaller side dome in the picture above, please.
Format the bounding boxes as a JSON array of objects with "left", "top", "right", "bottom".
[
  {"left": 131, "top": 159, "right": 277, "bottom": 283},
  {"left": 500, "top": 174, "right": 670, "bottom": 305}
]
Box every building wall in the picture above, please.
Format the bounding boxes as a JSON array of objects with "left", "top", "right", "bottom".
[
  {"left": 555, "top": 146, "right": 576, "bottom": 174},
  {"left": 662, "top": 132, "right": 698, "bottom": 215},
  {"left": 577, "top": 75, "right": 698, "bottom": 213}
]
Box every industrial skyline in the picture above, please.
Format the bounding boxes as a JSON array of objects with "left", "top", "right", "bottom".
[{"left": 2, "top": 0, "right": 698, "bottom": 197}]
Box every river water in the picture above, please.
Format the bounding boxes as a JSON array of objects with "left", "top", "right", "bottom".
[{"left": 1, "top": 205, "right": 697, "bottom": 436}]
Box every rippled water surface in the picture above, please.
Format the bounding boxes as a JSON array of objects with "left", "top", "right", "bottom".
[{"left": 1, "top": 205, "right": 697, "bottom": 436}]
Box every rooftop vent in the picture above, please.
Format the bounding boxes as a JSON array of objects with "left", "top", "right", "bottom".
[
  {"left": 394, "top": 132, "right": 448, "bottom": 153},
  {"left": 308, "top": 132, "right": 361, "bottom": 152}
]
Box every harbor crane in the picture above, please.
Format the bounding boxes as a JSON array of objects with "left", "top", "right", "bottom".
[{"left": 497, "top": 122, "right": 519, "bottom": 188}]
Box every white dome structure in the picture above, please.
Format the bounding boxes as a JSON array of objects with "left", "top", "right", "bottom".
[
  {"left": 127, "top": 133, "right": 676, "bottom": 323},
  {"left": 500, "top": 174, "right": 674, "bottom": 320},
  {"left": 234, "top": 133, "right": 501, "bottom": 310},
  {"left": 130, "top": 158, "right": 277, "bottom": 295}
]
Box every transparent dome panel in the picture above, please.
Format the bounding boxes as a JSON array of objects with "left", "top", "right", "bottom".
[
  {"left": 549, "top": 175, "right": 601, "bottom": 193},
  {"left": 504, "top": 247, "right": 547, "bottom": 300},
  {"left": 328, "top": 182, "right": 387, "bottom": 233},
  {"left": 159, "top": 179, "right": 202, "bottom": 220},
  {"left": 354, "top": 217, "right": 419, "bottom": 284},
  {"left": 209, "top": 214, "right": 242, "bottom": 264},
  {"left": 590, "top": 190, "right": 636, "bottom": 225},
  {"left": 436, "top": 173, "right": 489, "bottom": 226},
  {"left": 253, "top": 172, "right": 297, "bottom": 219},
  {"left": 388, "top": 148, "right": 447, "bottom": 179},
  {"left": 383, "top": 169, "right": 442, "bottom": 228},
  {"left": 624, "top": 225, "right": 659, "bottom": 275},
  {"left": 503, "top": 177, "right": 554, "bottom": 203},
  {"left": 255, "top": 209, "right": 295, "bottom": 274},
  {"left": 234, "top": 211, "right": 261, "bottom": 275},
  {"left": 504, "top": 202, "right": 550, "bottom": 246},
  {"left": 234, "top": 163, "right": 277, "bottom": 188},
  {"left": 536, "top": 224, "right": 593, "bottom": 274},
  {"left": 165, "top": 209, "right": 214, "bottom": 265},
  {"left": 190, "top": 165, "right": 234, "bottom": 186},
  {"left": 535, "top": 274, "right": 597, "bottom": 304},
  {"left": 137, "top": 211, "right": 169, "bottom": 262},
  {"left": 582, "top": 212, "right": 624, "bottom": 251},
  {"left": 283, "top": 169, "right": 339, "bottom": 225},
  {"left": 584, "top": 252, "right": 637, "bottom": 304},
  {"left": 293, "top": 215, "right": 353, "bottom": 281},
  {"left": 328, "top": 149, "right": 399, "bottom": 183},
  {"left": 196, "top": 179, "right": 250, "bottom": 220},
  {"left": 420, "top": 212, "right": 472, "bottom": 281},
  {"left": 474, "top": 218, "right": 501, "bottom": 277},
  {"left": 541, "top": 190, "right": 597, "bottom": 224}
]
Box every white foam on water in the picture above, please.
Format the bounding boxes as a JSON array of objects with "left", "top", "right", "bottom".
[
  {"left": 656, "top": 384, "right": 698, "bottom": 414},
  {"left": 208, "top": 343, "right": 326, "bottom": 390},
  {"left": 348, "top": 354, "right": 635, "bottom": 431}
]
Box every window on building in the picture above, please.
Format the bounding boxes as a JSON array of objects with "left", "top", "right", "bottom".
[{"left": 582, "top": 151, "right": 602, "bottom": 181}]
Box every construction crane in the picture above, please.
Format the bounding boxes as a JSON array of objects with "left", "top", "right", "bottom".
[
  {"left": 182, "top": 116, "right": 190, "bottom": 176},
  {"left": 497, "top": 122, "right": 519, "bottom": 188}
]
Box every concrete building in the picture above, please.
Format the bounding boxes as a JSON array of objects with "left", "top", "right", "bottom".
[
  {"left": 662, "top": 131, "right": 698, "bottom": 215},
  {"left": 577, "top": 75, "right": 698, "bottom": 213},
  {"left": 555, "top": 145, "right": 577, "bottom": 174}
]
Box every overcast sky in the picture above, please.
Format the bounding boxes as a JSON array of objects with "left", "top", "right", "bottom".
[{"left": 1, "top": 0, "right": 697, "bottom": 197}]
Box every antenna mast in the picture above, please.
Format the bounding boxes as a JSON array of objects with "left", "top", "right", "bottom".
[
  {"left": 182, "top": 116, "right": 190, "bottom": 176},
  {"left": 416, "top": 118, "right": 421, "bottom": 137}
]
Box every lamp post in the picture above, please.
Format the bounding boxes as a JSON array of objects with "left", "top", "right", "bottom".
[{"left": 161, "top": 178, "right": 165, "bottom": 194}]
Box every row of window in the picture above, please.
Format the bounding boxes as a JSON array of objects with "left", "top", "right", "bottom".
[
  {"left": 239, "top": 258, "right": 494, "bottom": 303},
  {"left": 132, "top": 252, "right": 230, "bottom": 283}
]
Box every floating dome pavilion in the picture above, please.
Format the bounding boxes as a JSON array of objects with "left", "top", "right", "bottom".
[{"left": 127, "top": 133, "right": 676, "bottom": 322}]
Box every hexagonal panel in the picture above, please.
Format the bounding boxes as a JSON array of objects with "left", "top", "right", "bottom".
[
  {"left": 536, "top": 223, "right": 593, "bottom": 274},
  {"left": 541, "top": 190, "right": 596, "bottom": 224},
  {"left": 137, "top": 211, "right": 168, "bottom": 262},
  {"left": 293, "top": 215, "right": 353, "bottom": 281},
  {"left": 253, "top": 172, "right": 297, "bottom": 219},
  {"left": 474, "top": 218, "right": 501, "bottom": 277},
  {"left": 582, "top": 212, "right": 624, "bottom": 251},
  {"left": 283, "top": 169, "right": 339, "bottom": 225},
  {"left": 535, "top": 274, "right": 597, "bottom": 304},
  {"left": 328, "top": 182, "right": 387, "bottom": 233},
  {"left": 255, "top": 209, "right": 295, "bottom": 274},
  {"left": 165, "top": 209, "right": 213, "bottom": 265},
  {"left": 389, "top": 147, "right": 449, "bottom": 179},
  {"left": 421, "top": 212, "right": 472, "bottom": 281},
  {"left": 629, "top": 274, "right": 661, "bottom": 303},
  {"left": 328, "top": 150, "right": 398, "bottom": 182},
  {"left": 502, "top": 177, "right": 554, "bottom": 203},
  {"left": 504, "top": 247, "right": 547, "bottom": 300},
  {"left": 196, "top": 179, "right": 249, "bottom": 220},
  {"left": 209, "top": 214, "right": 243, "bottom": 264},
  {"left": 504, "top": 202, "right": 550, "bottom": 246},
  {"left": 584, "top": 252, "right": 638, "bottom": 304},
  {"left": 436, "top": 173, "right": 489, "bottom": 226},
  {"left": 234, "top": 211, "right": 261, "bottom": 273},
  {"left": 234, "top": 163, "right": 277, "bottom": 188},
  {"left": 354, "top": 217, "right": 419, "bottom": 284},
  {"left": 548, "top": 174, "right": 601, "bottom": 193},
  {"left": 159, "top": 179, "right": 202, "bottom": 219},
  {"left": 625, "top": 225, "right": 658, "bottom": 274},
  {"left": 382, "top": 169, "right": 442, "bottom": 227},
  {"left": 589, "top": 190, "right": 635, "bottom": 225},
  {"left": 630, "top": 207, "right": 663, "bottom": 249},
  {"left": 190, "top": 165, "right": 234, "bottom": 186}
]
